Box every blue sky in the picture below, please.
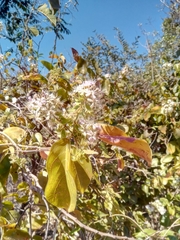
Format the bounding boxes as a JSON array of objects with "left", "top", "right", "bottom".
[
  {"left": 38, "top": 0, "right": 166, "bottom": 60},
  {"left": 0, "top": 0, "right": 167, "bottom": 62}
]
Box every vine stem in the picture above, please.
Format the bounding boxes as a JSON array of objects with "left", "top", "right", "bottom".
[{"left": 60, "top": 209, "right": 135, "bottom": 240}]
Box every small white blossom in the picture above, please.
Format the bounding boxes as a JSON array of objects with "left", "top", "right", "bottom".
[
  {"left": 162, "top": 63, "right": 172, "bottom": 69},
  {"left": 12, "top": 97, "right": 17, "bottom": 103},
  {"left": 0, "top": 21, "right": 3, "bottom": 32},
  {"left": 152, "top": 200, "right": 166, "bottom": 215},
  {"left": 0, "top": 54, "right": 4, "bottom": 62},
  {"left": 5, "top": 96, "right": 9, "bottom": 101}
]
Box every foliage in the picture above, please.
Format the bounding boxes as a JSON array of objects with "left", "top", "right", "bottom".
[
  {"left": 0, "top": 0, "right": 179, "bottom": 239},
  {"left": 0, "top": 0, "right": 71, "bottom": 45}
]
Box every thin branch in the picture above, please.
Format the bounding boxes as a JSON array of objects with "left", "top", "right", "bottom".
[
  {"left": 60, "top": 209, "right": 135, "bottom": 240},
  {"left": 42, "top": 195, "right": 50, "bottom": 240},
  {"left": 0, "top": 131, "right": 21, "bottom": 154},
  {"left": 162, "top": 217, "right": 180, "bottom": 237}
]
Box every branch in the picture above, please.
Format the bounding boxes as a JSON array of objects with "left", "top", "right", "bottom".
[{"left": 60, "top": 209, "right": 135, "bottom": 240}]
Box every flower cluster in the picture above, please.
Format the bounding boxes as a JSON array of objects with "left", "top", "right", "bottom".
[
  {"left": 72, "top": 80, "right": 107, "bottom": 146},
  {"left": 24, "top": 78, "right": 107, "bottom": 146},
  {"left": 73, "top": 80, "right": 106, "bottom": 119},
  {"left": 25, "top": 91, "right": 63, "bottom": 129},
  {"left": 161, "top": 99, "right": 178, "bottom": 115}
]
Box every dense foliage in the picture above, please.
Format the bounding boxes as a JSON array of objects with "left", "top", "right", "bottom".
[{"left": 0, "top": 0, "right": 179, "bottom": 239}]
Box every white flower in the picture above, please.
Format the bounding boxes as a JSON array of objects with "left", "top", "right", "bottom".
[
  {"left": 0, "top": 54, "right": 4, "bottom": 62},
  {"left": 152, "top": 200, "right": 166, "bottom": 215},
  {"left": 0, "top": 21, "right": 3, "bottom": 32},
  {"left": 162, "top": 63, "right": 172, "bottom": 68},
  {"left": 12, "top": 97, "right": 17, "bottom": 103}
]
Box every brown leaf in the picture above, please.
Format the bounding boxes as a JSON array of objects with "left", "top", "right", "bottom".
[{"left": 72, "top": 48, "right": 80, "bottom": 62}]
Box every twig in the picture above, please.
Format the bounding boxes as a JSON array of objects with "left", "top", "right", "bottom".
[
  {"left": 60, "top": 209, "right": 135, "bottom": 240},
  {"left": 111, "top": 214, "right": 144, "bottom": 232},
  {"left": 162, "top": 217, "right": 180, "bottom": 237},
  {"left": 42, "top": 195, "right": 50, "bottom": 240},
  {"left": 28, "top": 193, "right": 33, "bottom": 240},
  {"left": 0, "top": 131, "right": 21, "bottom": 154},
  {"left": 0, "top": 143, "right": 50, "bottom": 154}
]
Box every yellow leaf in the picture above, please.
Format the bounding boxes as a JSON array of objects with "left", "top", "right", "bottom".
[
  {"left": 158, "top": 125, "right": 167, "bottom": 134},
  {"left": 99, "top": 124, "right": 152, "bottom": 166},
  {"left": 4, "top": 229, "right": 30, "bottom": 240},
  {"left": 166, "top": 143, "right": 176, "bottom": 154},
  {"left": 3, "top": 127, "right": 26, "bottom": 143},
  {"left": 0, "top": 216, "right": 8, "bottom": 226},
  {"left": 70, "top": 149, "right": 92, "bottom": 194},
  {"left": 45, "top": 139, "right": 77, "bottom": 212},
  {"left": 0, "top": 103, "right": 8, "bottom": 111}
]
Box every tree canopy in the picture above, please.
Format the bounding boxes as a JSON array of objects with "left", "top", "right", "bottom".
[{"left": 0, "top": 0, "right": 179, "bottom": 239}]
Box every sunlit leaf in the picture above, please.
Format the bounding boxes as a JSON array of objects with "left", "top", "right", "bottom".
[
  {"left": 38, "top": 4, "right": 56, "bottom": 26},
  {"left": 99, "top": 124, "right": 152, "bottom": 166},
  {"left": 23, "top": 73, "right": 47, "bottom": 83},
  {"left": 35, "top": 133, "right": 43, "bottom": 144},
  {"left": 29, "top": 27, "right": 39, "bottom": 36},
  {"left": 45, "top": 139, "right": 77, "bottom": 212},
  {"left": 70, "top": 149, "right": 93, "bottom": 194},
  {"left": 134, "top": 228, "right": 156, "bottom": 238},
  {"left": 56, "top": 78, "right": 71, "bottom": 91},
  {"left": 158, "top": 125, "right": 167, "bottom": 134},
  {"left": 3, "top": 127, "right": 26, "bottom": 143},
  {"left": 77, "top": 57, "right": 87, "bottom": 74},
  {"left": 0, "top": 103, "right": 8, "bottom": 111},
  {"left": 0, "top": 216, "right": 8, "bottom": 226},
  {"left": 3, "top": 229, "right": 30, "bottom": 240},
  {"left": 161, "top": 154, "right": 174, "bottom": 164},
  {"left": 41, "top": 60, "right": 54, "bottom": 71},
  {"left": 27, "top": 214, "right": 47, "bottom": 230},
  {"left": 166, "top": 142, "right": 176, "bottom": 154},
  {"left": 49, "top": 53, "right": 59, "bottom": 59},
  {"left": 173, "top": 128, "right": 180, "bottom": 139}
]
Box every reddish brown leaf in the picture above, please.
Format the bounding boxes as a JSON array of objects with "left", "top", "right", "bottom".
[
  {"left": 72, "top": 48, "right": 80, "bottom": 62},
  {"left": 99, "top": 124, "right": 152, "bottom": 166}
]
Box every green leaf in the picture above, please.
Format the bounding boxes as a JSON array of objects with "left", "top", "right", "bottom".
[
  {"left": 38, "top": 4, "right": 56, "bottom": 26},
  {"left": 77, "top": 57, "right": 87, "bottom": 74},
  {"left": 4, "top": 229, "right": 30, "bottom": 240},
  {"left": 45, "top": 139, "right": 77, "bottom": 212},
  {"left": 41, "top": 60, "right": 54, "bottom": 71},
  {"left": 134, "top": 228, "right": 156, "bottom": 238},
  {"left": 56, "top": 78, "right": 71, "bottom": 91},
  {"left": 0, "top": 155, "right": 11, "bottom": 185},
  {"left": 56, "top": 88, "right": 69, "bottom": 100},
  {"left": 29, "top": 27, "right": 39, "bottom": 36},
  {"left": 70, "top": 149, "right": 92, "bottom": 194}
]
